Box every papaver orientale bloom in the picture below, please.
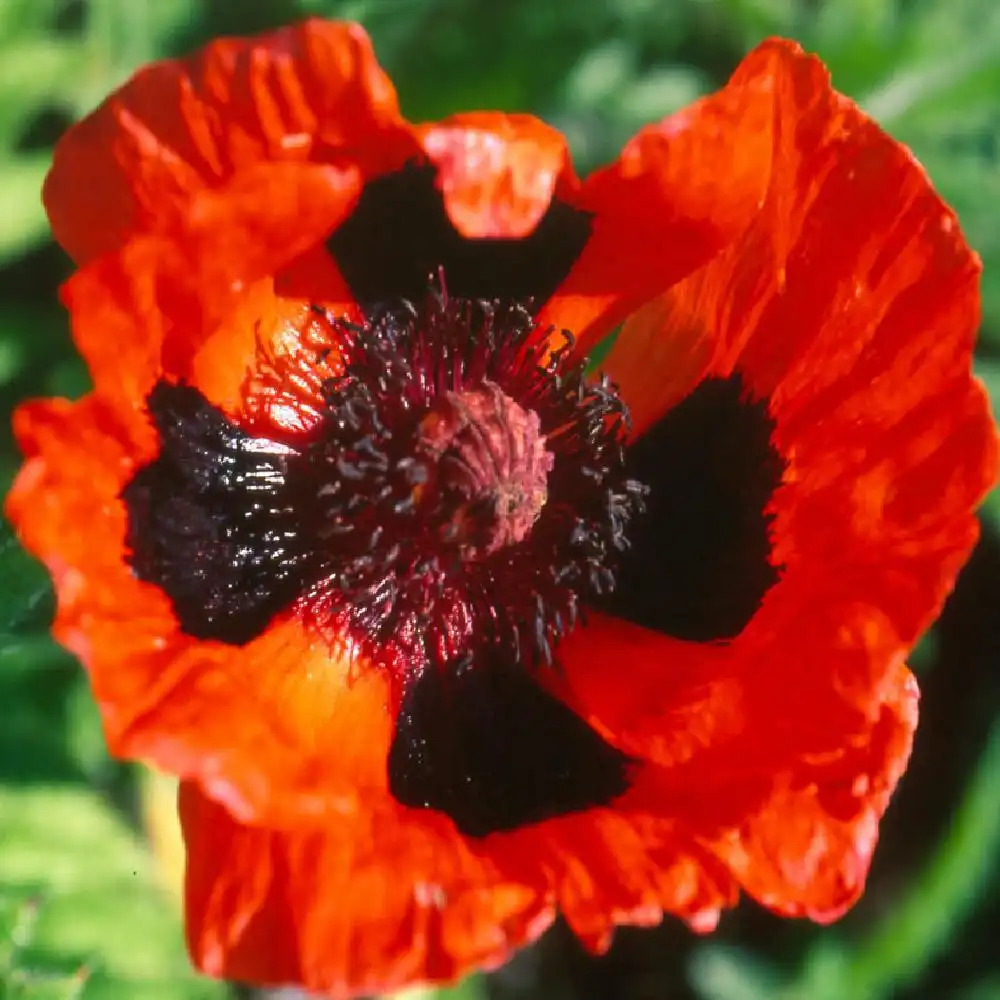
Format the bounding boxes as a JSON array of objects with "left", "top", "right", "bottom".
[{"left": 7, "top": 18, "right": 998, "bottom": 999}]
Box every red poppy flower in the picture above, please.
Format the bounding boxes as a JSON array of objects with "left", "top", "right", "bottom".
[{"left": 8, "top": 18, "right": 997, "bottom": 998}]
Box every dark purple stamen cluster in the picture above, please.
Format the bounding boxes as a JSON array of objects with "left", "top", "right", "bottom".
[{"left": 299, "top": 289, "right": 647, "bottom": 673}]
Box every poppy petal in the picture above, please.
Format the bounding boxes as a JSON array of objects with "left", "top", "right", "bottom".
[
  {"left": 181, "top": 781, "right": 553, "bottom": 996},
  {"left": 180, "top": 774, "right": 735, "bottom": 996},
  {"left": 554, "top": 612, "right": 739, "bottom": 770},
  {"left": 555, "top": 34, "right": 997, "bottom": 909},
  {"left": 710, "top": 661, "right": 919, "bottom": 921},
  {"left": 44, "top": 19, "right": 409, "bottom": 264},
  {"left": 326, "top": 160, "right": 591, "bottom": 310},
  {"left": 601, "top": 39, "right": 996, "bottom": 647},
  {"left": 7, "top": 395, "right": 393, "bottom": 825},
  {"left": 604, "top": 40, "right": 991, "bottom": 441},
  {"left": 416, "top": 112, "right": 579, "bottom": 239},
  {"left": 558, "top": 597, "right": 919, "bottom": 917},
  {"left": 322, "top": 113, "right": 589, "bottom": 308},
  {"left": 60, "top": 160, "right": 359, "bottom": 393},
  {"left": 597, "top": 284, "right": 716, "bottom": 439},
  {"left": 61, "top": 212, "right": 349, "bottom": 443},
  {"left": 538, "top": 41, "right": 782, "bottom": 352}
]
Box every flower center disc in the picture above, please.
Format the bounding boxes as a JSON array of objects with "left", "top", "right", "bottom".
[{"left": 417, "top": 382, "right": 553, "bottom": 560}]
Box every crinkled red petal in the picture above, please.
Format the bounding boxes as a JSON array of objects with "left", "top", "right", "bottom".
[
  {"left": 559, "top": 597, "right": 920, "bottom": 920},
  {"left": 5, "top": 258, "right": 391, "bottom": 825},
  {"left": 180, "top": 770, "right": 735, "bottom": 997},
  {"left": 44, "top": 18, "right": 415, "bottom": 264},
  {"left": 538, "top": 43, "right": 783, "bottom": 352},
  {"left": 415, "top": 112, "right": 580, "bottom": 239},
  {"left": 572, "top": 38, "right": 997, "bottom": 920}
]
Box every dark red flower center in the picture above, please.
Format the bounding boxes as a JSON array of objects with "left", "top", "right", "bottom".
[
  {"left": 294, "top": 290, "right": 647, "bottom": 673},
  {"left": 123, "top": 286, "right": 647, "bottom": 673},
  {"left": 122, "top": 162, "right": 786, "bottom": 838},
  {"left": 416, "top": 383, "right": 553, "bottom": 561},
  {"left": 123, "top": 285, "right": 648, "bottom": 836}
]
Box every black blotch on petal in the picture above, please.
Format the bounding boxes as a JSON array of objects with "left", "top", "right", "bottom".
[
  {"left": 388, "top": 646, "right": 633, "bottom": 837},
  {"left": 122, "top": 381, "right": 309, "bottom": 645},
  {"left": 603, "top": 374, "right": 785, "bottom": 641},
  {"left": 327, "top": 162, "right": 592, "bottom": 310}
]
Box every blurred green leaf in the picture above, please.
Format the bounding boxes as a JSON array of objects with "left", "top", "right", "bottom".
[
  {"left": 862, "top": 39, "right": 1000, "bottom": 128},
  {"left": 0, "top": 153, "right": 50, "bottom": 265},
  {"left": 62, "top": 676, "right": 114, "bottom": 786},
  {"left": 907, "top": 626, "right": 941, "bottom": 677},
  {"left": 391, "top": 974, "right": 489, "bottom": 1000},
  {"left": 0, "top": 785, "right": 225, "bottom": 999},
  {"left": 689, "top": 945, "right": 781, "bottom": 1000},
  {"left": 981, "top": 493, "right": 1000, "bottom": 541},
  {"left": 0, "top": 639, "right": 77, "bottom": 786},
  {"left": 975, "top": 359, "right": 1000, "bottom": 535},
  {"left": 712, "top": 0, "right": 796, "bottom": 39},
  {"left": 975, "top": 359, "right": 1000, "bottom": 423},
  {"left": 957, "top": 973, "right": 1000, "bottom": 1000},
  {"left": 616, "top": 66, "right": 709, "bottom": 126},
  {"left": 563, "top": 39, "right": 636, "bottom": 109},
  {"left": 0, "top": 518, "right": 54, "bottom": 637},
  {"left": 0, "top": 304, "right": 70, "bottom": 387},
  {"left": 78, "top": 0, "right": 167, "bottom": 103},
  {"left": 0, "top": 0, "right": 66, "bottom": 39},
  {"left": 0, "top": 39, "right": 86, "bottom": 146}
]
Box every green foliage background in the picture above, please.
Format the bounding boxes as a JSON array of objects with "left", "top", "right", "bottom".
[{"left": 1, "top": 0, "right": 999, "bottom": 998}]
